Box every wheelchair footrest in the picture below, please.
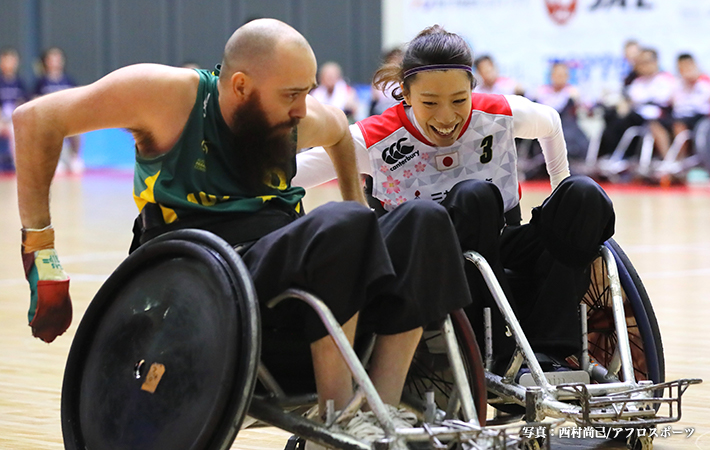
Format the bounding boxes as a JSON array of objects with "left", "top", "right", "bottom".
[{"left": 558, "top": 378, "right": 702, "bottom": 427}]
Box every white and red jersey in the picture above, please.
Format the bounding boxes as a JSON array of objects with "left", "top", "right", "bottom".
[
  {"left": 672, "top": 74, "right": 710, "bottom": 119},
  {"left": 294, "top": 94, "right": 570, "bottom": 213},
  {"left": 627, "top": 71, "right": 675, "bottom": 120},
  {"left": 360, "top": 95, "right": 521, "bottom": 211}
]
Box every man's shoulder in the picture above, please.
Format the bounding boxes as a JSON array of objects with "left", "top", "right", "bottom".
[
  {"left": 108, "top": 64, "right": 202, "bottom": 113},
  {"left": 120, "top": 65, "right": 202, "bottom": 157}
]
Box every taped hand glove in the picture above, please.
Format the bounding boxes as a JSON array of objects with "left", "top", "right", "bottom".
[{"left": 21, "top": 225, "right": 72, "bottom": 343}]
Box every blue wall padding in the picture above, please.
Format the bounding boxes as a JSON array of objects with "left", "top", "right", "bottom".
[{"left": 81, "top": 128, "right": 136, "bottom": 169}]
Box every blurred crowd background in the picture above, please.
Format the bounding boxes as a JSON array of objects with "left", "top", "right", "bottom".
[{"left": 2, "top": 0, "right": 709, "bottom": 186}]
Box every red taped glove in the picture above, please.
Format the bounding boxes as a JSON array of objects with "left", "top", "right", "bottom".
[{"left": 22, "top": 226, "right": 72, "bottom": 343}]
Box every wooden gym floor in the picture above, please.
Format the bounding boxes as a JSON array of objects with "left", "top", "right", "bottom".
[{"left": 0, "top": 171, "right": 708, "bottom": 449}]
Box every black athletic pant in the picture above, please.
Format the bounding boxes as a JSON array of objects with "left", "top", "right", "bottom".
[
  {"left": 242, "top": 200, "right": 471, "bottom": 342},
  {"left": 440, "top": 179, "right": 516, "bottom": 358},
  {"left": 134, "top": 200, "right": 472, "bottom": 343},
  {"left": 441, "top": 176, "right": 615, "bottom": 360},
  {"left": 250, "top": 200, "right": 473, "bottom": 391},
  {"left": 133, "top": 200, "right": 471, "bottom": 392}
]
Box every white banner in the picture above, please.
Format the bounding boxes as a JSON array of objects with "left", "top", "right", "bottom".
[{"left": 385, "top": 0, "right": 710, "bottom": 105}]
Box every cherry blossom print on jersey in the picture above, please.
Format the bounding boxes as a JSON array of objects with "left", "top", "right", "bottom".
[{"left": 383, "top": 175, "right": 401, "bottom": 194}]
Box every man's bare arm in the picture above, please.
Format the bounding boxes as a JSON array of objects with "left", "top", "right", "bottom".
[
  {"left": 13, "top": 64, "right": 198, "bottom": 228},
  {"left": 296, "top": 96, "right": 366, "bottom": 205},
  {"left": 13, "top": 64, "right": 199, "bottom": 343}
]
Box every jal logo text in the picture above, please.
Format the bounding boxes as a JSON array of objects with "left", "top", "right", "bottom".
[{"left": 589, "top": 0, "right": 652, "bottom": 10}]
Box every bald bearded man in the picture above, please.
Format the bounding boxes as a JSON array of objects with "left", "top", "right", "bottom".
[{"left": 14, "top": 18, "right": 472, "bottom": 446}]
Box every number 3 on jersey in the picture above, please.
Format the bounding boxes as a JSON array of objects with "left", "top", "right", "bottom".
[{"left": 480, "top": 135, "right": 493, "bottom": 164}]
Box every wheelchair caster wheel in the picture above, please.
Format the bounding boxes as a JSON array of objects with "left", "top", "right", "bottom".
[{"left": 627, "top": 434, "right": 653, "bottom": 450}]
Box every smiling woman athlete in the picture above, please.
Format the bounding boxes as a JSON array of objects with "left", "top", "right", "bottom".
[{"left": 294, "top": 25, "right": 616, "bottom": 368}]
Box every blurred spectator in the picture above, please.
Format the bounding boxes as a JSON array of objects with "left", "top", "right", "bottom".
[
  {"left": 34, "top": 47, "right": 76, "bottom": 96},
  {"left": 622, "top": 39, "right": 641, "bottom": 92},
  {"left": 473, "top": 55, "right": 524, "bottom": 95},
  {"left": 474, "top": 55, "right": 532, "bottom": 179},
  {"left": 369, "top": 47, "right": 403, "bottom": 116},
  {"left": 671, "top": 53, "right": 710, "bottom": 156},
  {"left": 534, "top": 62, "right": 589, "bottom": 160},
  {"left": 34, "top": 47, "right": 83, "bottom": 174},
  {"left": 596, "top": 39, "right": 642, "bottom": 155},
  {"left": 181, "top": 61, "right": 201, "bottom": 69},
  {"left": 627, "top": 48, "right": 675, "bottom": 157},
  {"left": 0, "top": 47, "right": 27, "bottom": 172},
  {"left": 599, "top": 48, "right": 674, "bottom": 159},
  {"left": 310, "top": 61, "right": 359, "bottom": 123}
]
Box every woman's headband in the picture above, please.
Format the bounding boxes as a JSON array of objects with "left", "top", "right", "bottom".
[{"left": 403, "top": 64, "right": 473, "bottom": 79}]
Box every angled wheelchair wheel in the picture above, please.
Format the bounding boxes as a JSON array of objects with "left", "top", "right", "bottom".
[
  {"left": 61, "top": 229, "right": 260, "bottom": 450},
  {"left": 582, "top": 238, "right": 664, "bottom": 384},
  {"left": 403, "top": 309, "right": 487, "bottom": 425}
]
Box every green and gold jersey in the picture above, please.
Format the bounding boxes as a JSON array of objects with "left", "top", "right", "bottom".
[{"left": 133, "top": 69, "right": 305, "bottom": 224}]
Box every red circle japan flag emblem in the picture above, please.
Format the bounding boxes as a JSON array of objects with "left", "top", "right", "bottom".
[{"left": 545, "top": 0, "right": 577, "bottom": 25}]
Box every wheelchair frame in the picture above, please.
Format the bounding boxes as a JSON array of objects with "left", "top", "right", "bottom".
[
  {"left": 248, "top": 287, "right": 550, "bottom": 450},
  {"left": 463, "top": 242, "right": 701, "bottom": 448},
  {"left": 62, "top": 227, "right": 700, "bottom": 450},
  {"left": 62, "top": 229, "right": 548, "bottom": 450}
]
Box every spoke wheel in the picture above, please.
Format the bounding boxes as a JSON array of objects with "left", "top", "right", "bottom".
[
  {"left": 403, "top": 309, "right": 487, "bottom": 425},
  {"left": 582, "top": 239, "right": 664, "bottom": 384}
]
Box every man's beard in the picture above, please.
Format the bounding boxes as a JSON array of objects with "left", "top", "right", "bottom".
[{"left": 228, "top": 91, "right": 300, "bottom": 193}]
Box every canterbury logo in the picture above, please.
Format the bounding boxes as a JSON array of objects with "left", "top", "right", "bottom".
[{"left": 382, "top": 138, "right": 416, "bottom": 164}]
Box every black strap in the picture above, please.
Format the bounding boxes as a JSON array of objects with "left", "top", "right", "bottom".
[{"left": 132, "top": 203, "right": 302, "bottom": 252}]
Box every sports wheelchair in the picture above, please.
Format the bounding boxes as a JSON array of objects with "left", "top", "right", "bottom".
[
  {"left": 361, "top": 181, "right": 701, "bottom": 450},
  {"left": 60, "top": 228, "right": 544, "bottom": 450},
  {"left": 59, "top": 217, "right": 700, "bottom": 450}
]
